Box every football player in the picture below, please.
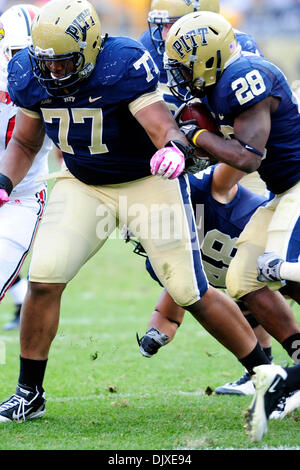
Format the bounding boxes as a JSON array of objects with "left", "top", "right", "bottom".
[
  {"left": 140, "top": 0, "right": 263, "bottom": 117},
  {"left": 0, "top": 0, "right": 271, "bottom": 423},
  {"left": 138, "top": 0, "right": 276, "bottom": 395},
  {"left": 136, "top": 163, "right": 299, "bottom": 402},
  {"left": 159, "top": 12, "right": 300, "bottom": 367},
  {"left": 0, "top": 4, "right": 52, "bottom": 330}
]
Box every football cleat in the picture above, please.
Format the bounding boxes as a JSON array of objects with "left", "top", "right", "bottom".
[
  {"left": 0, "top": 384, "right": 46, "bottom": 423},
  {"left": 215, "top": 371, "right": 255, "bottom": 396},
  {"left": 257, "top": 252, "right": 284, "bottom": 282},
  {"left": 245, "top": 364, "right": 287, "bottom": 442},
  {"left": 136, "top": 327, "right": 169, "bottom": 358},
  {"left": 270, "top": 390, "right": 300, "bottom": 419}
]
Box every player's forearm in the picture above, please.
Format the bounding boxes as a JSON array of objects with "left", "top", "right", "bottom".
[
  {"left": 135, "top": 101, "right": 189, "bottom": 149},
  {"left": 0, "top": 138, "right": 38, "bottom": 187},
  {"left": 195, "top": 131, "right": 261, "bottom": 173},
  {"left": 147, "top": 120, "right": 188, "bottom": 149}
]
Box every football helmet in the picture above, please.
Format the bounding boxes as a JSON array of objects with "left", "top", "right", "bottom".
[
  {"left": 164, "top": 11, "right": 241, "bottom": 101},
  {"left": 0, "top": 4, "right": 39, "bottom": 77},
  {"left": 28, "top": 0, "right": 102, "bottom": 97},
  {"left": 148, "top": 0, "right": 220, "bottom": 55}
]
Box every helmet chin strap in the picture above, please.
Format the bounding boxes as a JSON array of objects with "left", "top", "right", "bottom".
[{"left": 215, "top": 49, "right": 222, "bottom": 81}]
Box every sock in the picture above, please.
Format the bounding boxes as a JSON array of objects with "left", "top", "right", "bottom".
[
  {"left": 284, "top": 364, "right": 300, "bottom": 394},
  {"left": 239, "top": 342, "right": 271, "bottom": 376},
  {"left": 263, "top": 346, "right": 273, "bottom": 363},
  {"left": 18, "top": 356, "right": 48, "bottom": 390},
  {"left": 244, "top": 312, "right": 259, "bottom": 329},
  {"left": 281, "top": 333, "right": 300, "bottom": 363},
  {"left": 280, "top": 261, "right": 300, "bottom": 283}
]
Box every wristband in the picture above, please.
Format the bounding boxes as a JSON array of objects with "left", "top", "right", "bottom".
[
  {"left": 164, "top": 139, "right": 194, "bottom": 159},
  {"left": 0, "top": 173, "right": 13, "bottom": 196},
  {"left": 192, "top": 128, "right": 208, "bottom": 147},
  {"left": 238, "top": 140, "right": 264, "bottom": 158}
]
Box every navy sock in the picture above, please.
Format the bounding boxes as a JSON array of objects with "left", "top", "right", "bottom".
[
  {"left": 284, "top": 364, "right": 300, "bottom": 394},
  {"left": 281, "top": 333, "right": 300, "bottom": 362},
  {"left": 239, "top": 342, "right": 271, "bottom": 376},
  {"left": 18, "top": 356, "right": 48, "bottom": 390},
  {"left": 263, "top": 346, "right": 273, "bottom": 363}
]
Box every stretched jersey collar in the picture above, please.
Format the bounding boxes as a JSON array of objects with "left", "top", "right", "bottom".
[{"left": 224, "top": 44, "right": 242, "bottom": 71}]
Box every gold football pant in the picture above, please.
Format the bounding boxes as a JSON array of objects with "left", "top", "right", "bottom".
[{"left": 29, "top": 171, "right": 209, "bottom": 307}]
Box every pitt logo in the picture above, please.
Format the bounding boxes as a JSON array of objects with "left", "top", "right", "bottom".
[
  {"left": 172, "top": 27, "right": 209, "bottom": 58},
  {"left": 65, "top": 8, "right": 95, "bottom": 43}
]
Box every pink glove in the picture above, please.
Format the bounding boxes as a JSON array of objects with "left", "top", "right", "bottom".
[
  {"left": 0, "top": 189, "right": 9, "bottom": 207},
  {"left": 150, "top": 143, "right": 185, "bottom": 180}
]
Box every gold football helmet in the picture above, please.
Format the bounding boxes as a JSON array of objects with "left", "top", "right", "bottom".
[
  {"left": 28, "top": 0, "right": 102, "bottom": 96},
  {"left": 148, "top": 0, "right": 220, "bottom": 55},
  {"left": 164, "top": 11, "right": 241, "bottom": 101}
]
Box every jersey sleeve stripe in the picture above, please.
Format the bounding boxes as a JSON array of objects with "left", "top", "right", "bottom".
[
  {"left": 20, "top": 108, "right": 41, "bottom": 119},
  {"left": 129, "top": 88, "right": 164, "bottom": 116}
]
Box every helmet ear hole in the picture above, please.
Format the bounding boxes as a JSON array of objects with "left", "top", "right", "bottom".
[{"left": 205, "top": 57, "right": 214, "bottom": 69}]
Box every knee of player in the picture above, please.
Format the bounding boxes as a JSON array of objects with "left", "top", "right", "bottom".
[
  {"left": 27, "top": 281, "right": 66, "bottom": 298},
  {"left": 168, "top": 283, "right": 208, "bottom": 308}
]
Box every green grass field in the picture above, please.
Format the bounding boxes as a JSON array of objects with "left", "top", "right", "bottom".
[{"left": 0, "top": 232, "right": 299, "bottom": 451}]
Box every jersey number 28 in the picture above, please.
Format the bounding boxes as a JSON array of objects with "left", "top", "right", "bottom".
[{"left": 232, "top": 70, "right": 266, "bottom": 105}]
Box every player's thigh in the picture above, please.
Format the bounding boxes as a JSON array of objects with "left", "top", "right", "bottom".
[
  {"left": 226, "top": 204, "right": 281, "bottom": 299},
  {"left": 119, "top": 175, "right": 208, "bottom": 307},
  {"left": 0, "top": 201, "right": 42, "bottom": 298},
  {"left": 29, "top": 177, "right": 115, "bottom": 283},
  {"left": 239, "top": 171, "right": 268, "bottom": 196},
  {"left": 265, "top": 181, "right": 300, "bottom": 262}
]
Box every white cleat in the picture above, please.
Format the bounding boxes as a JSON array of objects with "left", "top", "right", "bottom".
[
  {"left": 215, "top": 371, "right": 255, "bottom": 396},
  {"left": 246, "top": 364, "right": 287, "bottom": 442},
  {"left": 270, "top": 389, "right": 300, "bottom": 419}
]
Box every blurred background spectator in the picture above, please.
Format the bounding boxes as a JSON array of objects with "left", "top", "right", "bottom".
[{"left": 1, "top": 0, "right": 300, "bottom": 86}]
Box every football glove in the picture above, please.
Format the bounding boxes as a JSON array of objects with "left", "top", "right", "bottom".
[
  {"left": 179, "top": 123, "right": 202, "bottom": 145},
  {"left": 0, "top": 173, "right": 13, "bottom": 207},
  {"left": 150, "top": 141, "right": 186, "bottom": 179},
  {"left": 0, "top": 189, "right": 10, "bottom": 207}
]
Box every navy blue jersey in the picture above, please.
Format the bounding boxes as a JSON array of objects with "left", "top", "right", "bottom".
[
  {"left": 7, "top": 36, "right": 160, "bottom": 185},
  {"left": 204, "top": 54, "right": 300, "bottom": 194},
  {"left": 139, "top": 28, "right": 263, "bottom": 113},
  {"left": 146, "top": 165, "right": 268, "bottom": 288}
]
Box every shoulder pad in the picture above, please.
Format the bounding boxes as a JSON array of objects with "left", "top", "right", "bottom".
[
  {"left": 97, "top": 36, "right": 154, "bottom": 86},
  {"left": 7, "top": 48, "right": 46, "bottom": 107}
]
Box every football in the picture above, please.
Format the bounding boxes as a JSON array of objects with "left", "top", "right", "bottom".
[
  {"left": 178, "top": 102, "right": 220, "bottom": 169},
  {"left": 179, "top": 101, "right": 221, "bottom": 135}
]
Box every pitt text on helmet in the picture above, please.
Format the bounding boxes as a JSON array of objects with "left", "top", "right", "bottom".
[
  {"left": 65, "top": 8, "right": 96, "bottom": 44},
  {"left": 172, "top": 28, "right": 209, "bottom": 58}
]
